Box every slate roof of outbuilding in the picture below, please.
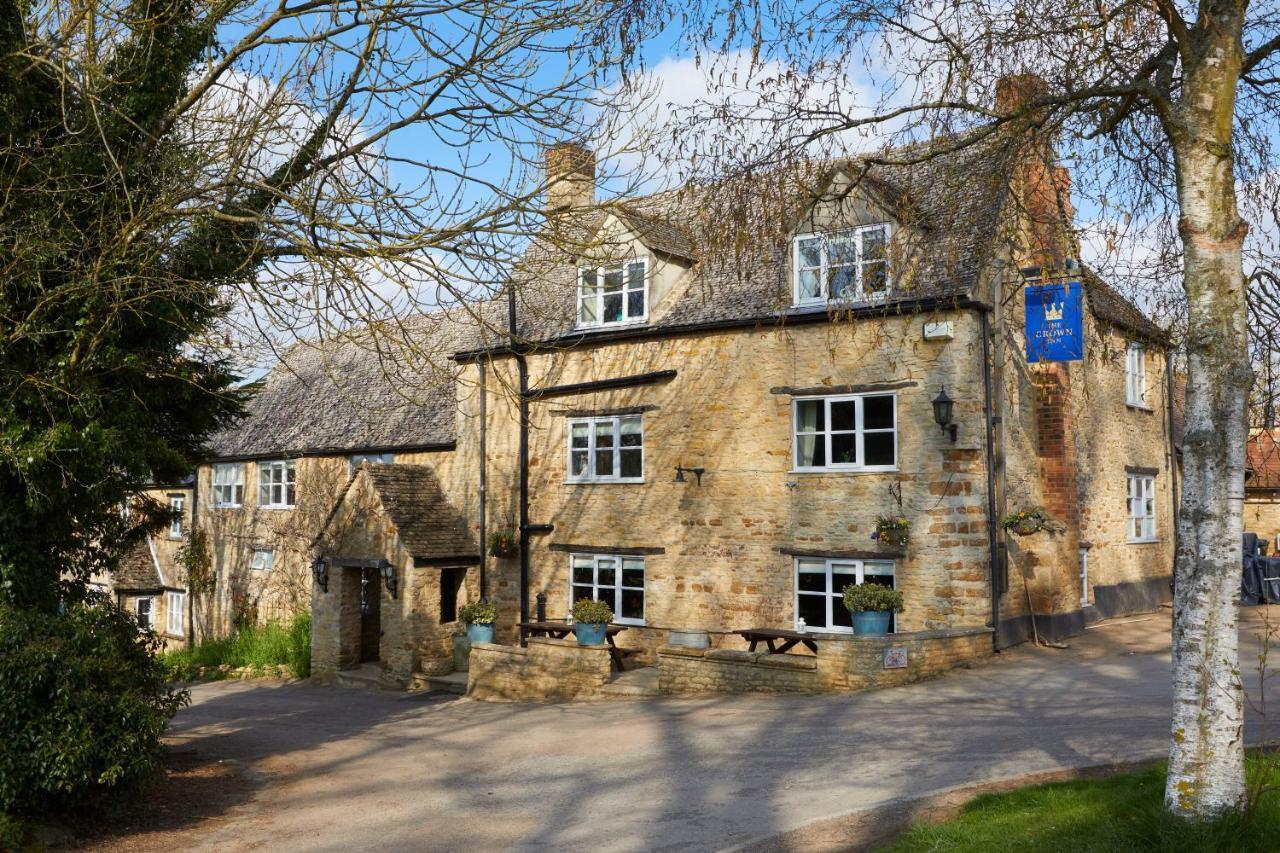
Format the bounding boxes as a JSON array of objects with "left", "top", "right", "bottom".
[{"left": 114, "top": 539, "right": 164, "bottom": 591}]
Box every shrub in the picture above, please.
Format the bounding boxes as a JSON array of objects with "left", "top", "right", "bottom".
[
  {"left": 160, "top": 613, "right": 311, "bottom": 680},
  {"left": 0, "top": 601, "right": 187, "bottom": 815},
  {"left": 571, "top": 598, "right": 613, "bottom": 625},
  {"left": 842, "top": 583, "right": 905, "bottom": 613},
  {"left": 458, "top": 601, "right": 498, "bottom": 625}
]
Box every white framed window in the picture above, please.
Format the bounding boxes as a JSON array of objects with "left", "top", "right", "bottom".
[
  {"left": 793, "top": 224, "right": 890, "bottom": 305},
  {"left": 349, "top": 452, "right": 394, "bottom": 476},
  {"left": 577, "top": 259, "right": 648, "bottom": 328},
  {"left": 135, "top": 597, "right": 154, "bottom": 629},
  {"left": 567, "top": 415, "right": 643, "bottom": 482},
  {"left": 166, "top": 591, "right": 185, "bottom": 635},
  {"left": 250, "top": 548, "right": 275, "bottom": 572},
  {"left": 795, "top": 558, "right": 896, "bottom": 633},
  {"left": 571, "top": 554, "right": 645, "bottom": 625},
  {"left": 168, "top": 494, "right": 185, "bottom": 538},
  {"left": 211, "top": 463, "right": 244, "bottom": 508},
  {"left": 257, "top": 460, "right": 296, "bottom": 508},
  {"left": 1126, "top": 342, "right": 1148, "bottom": 407},
  {"left": 1127, "top": 474, "right": 1157, "bottom": 542},
  {"left": 793, "top": 393, "right": 897, "bottom": 471}
]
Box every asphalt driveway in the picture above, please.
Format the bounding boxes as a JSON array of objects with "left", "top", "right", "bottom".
[{"left": 111, "top": 610, "right": 1277, "bottom": 852}]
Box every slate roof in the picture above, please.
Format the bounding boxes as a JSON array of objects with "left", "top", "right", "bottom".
[
  {"left": 1247, "top": 429, "right": 1280, "bottom": 490},
  {"left": 209, "top": 311, "right": 484, "bottom": 460},
  {"left": 1079, "top": 267, "right": 1169, "bottom": 344},
  {"left": 114, "top": 539, "right": 164, "bottom": 591}
]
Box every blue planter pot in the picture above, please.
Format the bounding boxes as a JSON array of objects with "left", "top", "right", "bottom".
[
  {"left": 851, "top": 610, "right": 891, "bottom": 635},
  {"left": 575, "top": 622, "right": 607, "bottom": 646},
  {"left": 467, "top": 622, "right": 495, "bottom": 644}
]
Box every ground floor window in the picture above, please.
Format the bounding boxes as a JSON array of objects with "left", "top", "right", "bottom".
[
  {"left": 135, "top": 597, "right": 154, "bottom": 629},
  {"left": 1127, "top": 473, "right": 1157, "bottom": 542},
  {"left": 250, "top": 548, "right": 275, "bottom": 572},
  {"left": 166, "top": 591, "right": 185, "bottom": 635},
  {"left": 795, "top": 558, "right": 895, "bottom": 632},
  {"left": 571, "top": 554, "right": 645, "bottom": 625}
]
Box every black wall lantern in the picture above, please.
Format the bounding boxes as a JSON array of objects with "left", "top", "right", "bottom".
[
  {"left": 380, "top": 559, "right": 398, "bottom": 599},
  {"left": 312, "top": 557, "right": 329, "bottom": 593},
  {"left": 674, "top": 465, "right": 705, "bottom": 485},
  {"left": 932, "top": 386, "right": 958, "bottom": 442}
]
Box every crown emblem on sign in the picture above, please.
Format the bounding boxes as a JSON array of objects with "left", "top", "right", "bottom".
[{"left": 1044, "top": 301, "right": 1064, "bottom": 322}]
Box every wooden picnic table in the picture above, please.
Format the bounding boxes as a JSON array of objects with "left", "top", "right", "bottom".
[
  {"left": 518, "top": 620, "right": 635, "bottom": 671},
  {"left": 735, "top": 627, "right": 820, "bottom": 655}
]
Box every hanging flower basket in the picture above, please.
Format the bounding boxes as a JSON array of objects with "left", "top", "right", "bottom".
[
  {"left": 872, "top": 516, "right": 910, "bottom": 547},
  {"left": 488, "top": 530, "right": 518, "bottom": 558},
  {"left": 1002, "top": 507, "right": 1064, "bottom": 537}
]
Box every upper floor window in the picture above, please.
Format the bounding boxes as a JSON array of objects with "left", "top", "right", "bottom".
[
  {"left": 578, "top": 260, "right": 647, "bottom": 327},
  {"left": 1126, "top": 342, "right": 1148, "bottom": 407},
  {"left": 793, "top": 225, "right": 889, "bottom": 305},
  {"left": 211, "top": 463, "right": 244, "bottom": 508},
  {"left": 571, "top": 553, "right": 645, "bottom": 625},
  {"left": 258, "top": 459, "right": 296, "bottom": 508},
  {"left": 568, "top": 415, "right": 643, "bottom": 482},
  {"left": 349, "top": 452, "right": 394, "bottom": 476},
  {"left": 793, "top": 393, "right": 897, "bottom": 472},
  {"left": 168, "top": 494, "right": 185, "bottom": 538},
  {"left": 795, "top": 558, "right": 896, "bottom": 633},
  {"left": 1127, "top": 473, "right": 1157, "bottom": 542}
]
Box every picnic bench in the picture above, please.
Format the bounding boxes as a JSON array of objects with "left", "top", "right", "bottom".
[
  {"left": 734, "top": 628, "right": 821, "bottom": 655},
  {"left": 518, "top": 620, "right": 637, "bottom": 671}
]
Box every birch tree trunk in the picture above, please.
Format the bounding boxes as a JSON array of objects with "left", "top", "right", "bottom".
[{"left": 1165, "top": 6, "right": 1252, "bottom": 818}]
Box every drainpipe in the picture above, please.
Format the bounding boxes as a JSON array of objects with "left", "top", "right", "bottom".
[
  {"left": 478, "top": 359, "right": 488, "bottom": 601},
  {"left": 1165, "top": 349, "right": 1179, "bottom": 582},
  {"left": 188, "top": 472, "right": 198, "bottom": 646},
  {"left": 979, "top": 306, "right": 1002, "bottom": 652},
  {"left": 507, "top": 285, "right": 531, "bottom": 640}
]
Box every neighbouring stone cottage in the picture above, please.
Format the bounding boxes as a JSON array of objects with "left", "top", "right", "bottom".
[
  {"left": 191, "top": 76, "right": 1177, "bottom": 692},
  {"left": 1245, "top": 428, "right": 1280, "bottom": 544}
]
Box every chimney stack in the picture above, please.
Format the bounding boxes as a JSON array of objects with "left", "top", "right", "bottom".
[
  {"left": 995, "top": 74, "right": 1077, "bottom": 273},
  {"left": 545, "top": 141, "right": 595, "bottom": 213}
]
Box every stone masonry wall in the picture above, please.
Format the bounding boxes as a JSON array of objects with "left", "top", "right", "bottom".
[
  {"left": 657, "top": 627, "right": 992, "bottom": 695},
  {"left": 466, "top": 638, "right": 613, "bottom": 701},
  {"left": 1246, "top": 496, "right": 1280, "bottom": 544}
]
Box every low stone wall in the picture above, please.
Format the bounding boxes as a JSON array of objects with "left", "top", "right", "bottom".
[
  {"left": 467, "top": 637, "right": 613, "bottom": 701},
  {"left": 658, "top": 627, "right": 993, "bottom": 695}
]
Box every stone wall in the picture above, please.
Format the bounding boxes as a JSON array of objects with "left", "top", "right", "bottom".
[
  {"left": 657, "top": 627, "right": 993, "bottom": 695},
  {"left": 466, "top": 638, "right": 613, "bottom": 701},
  {"left": 1246, "top": 495, "right": 1280, "bottom": 545}
]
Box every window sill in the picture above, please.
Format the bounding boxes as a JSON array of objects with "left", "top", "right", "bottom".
[
  {"left": 564, "top": 479, "right": 645, "bottom": 485},
  {"left": 573, "top": 319, "right": 649, "bottom": 333},
  {"left": 1126, "top": 403, "right": 1155, "bottom": 413},
  {"left": 259, "top": 505, "right": 296, "bottom": 511},
  {"left": 212, "top": 505, "right": 242, "bottom": 510},
  {"left": 789, "top": 467, "right": 899, "bottom": 475},
  {"left": 1127, "top": 538, "right": 1161, "bottom": 545}
]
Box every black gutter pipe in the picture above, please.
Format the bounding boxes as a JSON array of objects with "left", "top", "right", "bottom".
[
  {"left": 507, "top": 285, "right": 531, "bottom": 640},
  {"left": 478, "top": 359, "right": 488, "bottom": 601},
  {"left": 978, "top": 305, "right": 1002, "bottom": 652}
]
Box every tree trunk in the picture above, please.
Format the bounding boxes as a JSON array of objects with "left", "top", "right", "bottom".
[{"left": 1164, "top": 13, "right": 1251, "bottom": 818}]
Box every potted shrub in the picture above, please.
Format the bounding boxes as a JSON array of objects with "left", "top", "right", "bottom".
[
  {"left": 458, "top": 600, "right": 498, "bottom": 644},
  {"left": 571, "top": 598, "right": 613, "bottom": 646},
  {"left": 488, "top": 529, "right": 518, "bottom": 558},
  {"left": 1002, "top": 507, "right": 1064, "bottom": 537},
  {"left": 872, "top": 515, "right": 910, "bottom": 547},
  {"left": 842, "top": 583, "right": 905, "bottom": 635}
]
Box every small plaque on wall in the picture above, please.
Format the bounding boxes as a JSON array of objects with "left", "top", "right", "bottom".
[{"left": 883, "top": 647, "right": 908, "bottom": 669}]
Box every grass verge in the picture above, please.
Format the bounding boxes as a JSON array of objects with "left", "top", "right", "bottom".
[
  {"left": 882, "top": 754, "right": 1280, "bottom": 852},
  {"left": 161, "top": 613, "right": 310, "bottom": 680}
]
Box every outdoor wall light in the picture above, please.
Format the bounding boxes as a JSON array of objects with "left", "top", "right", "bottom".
[
  {"left": 312, "top": 557, "right": 329, "bottom": 593},
  {"left": 380, "top": 559, "right": 398, "bottom": 599},
  {"left": 932, "top": 386, "right": 959, "bottom": 442},
  {"left": 674, "top": 465, "right": 705, "bottom": 485}
]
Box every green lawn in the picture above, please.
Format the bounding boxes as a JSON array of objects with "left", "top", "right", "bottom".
[
  {"left": 883, "top": 756, "right": 1280, "bottom": 852},
  {"left": 160, "top": 613, "right": 310, "bottom": 680}
]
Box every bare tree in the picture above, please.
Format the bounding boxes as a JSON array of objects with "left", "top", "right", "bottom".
[{"left": 660, "top": 0, "right": 1280, "bottom": 819}]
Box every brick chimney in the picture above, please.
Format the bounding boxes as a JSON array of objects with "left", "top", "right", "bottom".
[
  {"left": 996, "top": 74, "right": 1077, "bottom": 273},
  {"left": 545, "top": 141, "right": 595, "bottom": 213}
]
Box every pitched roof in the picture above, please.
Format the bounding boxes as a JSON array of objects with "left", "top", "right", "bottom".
[
  {"left": 208, "top": 311, "right": 483, "bottom": 460},
  {"left": 1079, "top": 267, "right": 1169, "bottom": 344},
  {"left": 611, "top": 205, "right": 698, "bottom": 261},
  {"left": 328, "top": 463, "right": 478, "bottom": 560},
  {"left": 1247, "top": 429, "right": 1280, "bottom": 490},
  {"left": 113, "top": 539, "right": 164, "bottom": 591}
]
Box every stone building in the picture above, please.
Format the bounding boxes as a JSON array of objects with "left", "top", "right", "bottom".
[{"left": 193, "top": 78, "right": 1177, "bottom": 688}]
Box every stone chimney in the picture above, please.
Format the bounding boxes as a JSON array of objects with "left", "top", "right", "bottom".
[
  {"left": 545, "top": 141, "right": 595, "bottom": 213},
  {"left": 996, "top": 74, "right": 1077, "bottom": 274}
]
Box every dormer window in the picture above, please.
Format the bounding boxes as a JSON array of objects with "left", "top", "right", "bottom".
[
  {"left": 793, "top": 224, "right": 890, "bottom": 305},
  {"left": 578, "top": 260, "right": 647, "bottom": 327}
]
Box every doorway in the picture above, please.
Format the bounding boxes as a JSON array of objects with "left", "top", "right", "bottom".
[{"left": 359, "top": 567, "right": 381, "bottom": 663}]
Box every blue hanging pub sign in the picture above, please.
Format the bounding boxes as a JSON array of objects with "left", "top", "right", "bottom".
[{"left": 1025, "top": 280, "right": 1084, "bottom": 362}]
